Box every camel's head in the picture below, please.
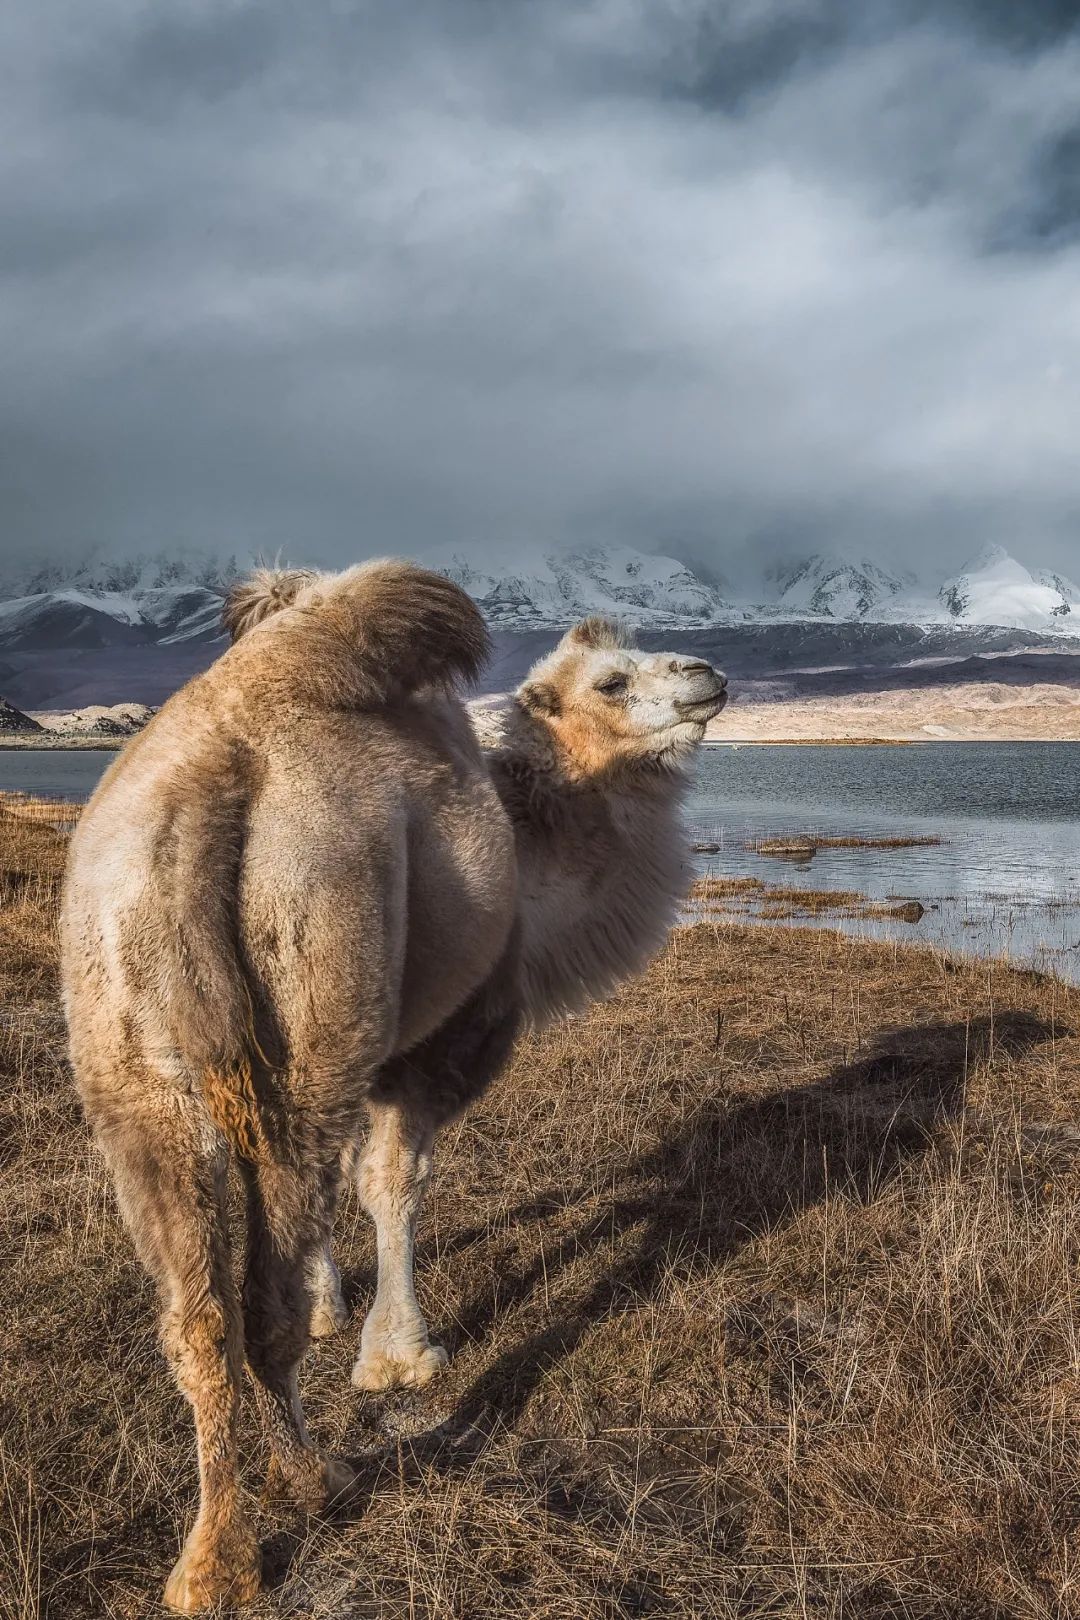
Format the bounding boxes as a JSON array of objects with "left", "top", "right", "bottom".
[{"left": 516, "top": 617, "right": 727, "bottom": 777}]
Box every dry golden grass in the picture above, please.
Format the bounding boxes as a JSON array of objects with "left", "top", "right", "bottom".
[
  {"left": 5, "top": 818, "right": 1080, "bottom": 1618},
  {"left": 0, "top": 793, "right": 82, "bottom": 833}
]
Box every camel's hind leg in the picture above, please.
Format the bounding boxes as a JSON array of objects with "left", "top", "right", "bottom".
[
  {"left": 241, "top": 1157, "right": 356, "bottom": 1507},
  {"left": 85, "top": 1081, "right": 261, "bottom": 1615},
  {"left": 349, "top": 1102, "right": 447, "bottom": 1391}
]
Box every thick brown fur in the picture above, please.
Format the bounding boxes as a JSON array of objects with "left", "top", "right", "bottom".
[
  {"left": 225, "top": 558, "right": 492, "bottom": 709},
  {"left": 61, "top": 559, "right": 512, "bottom": 1612},
  {"left": 62, "top": 568, "right": 725, "bottom": 1613}
]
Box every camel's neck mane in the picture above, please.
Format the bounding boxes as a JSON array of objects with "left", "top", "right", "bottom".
[{"left": 489, "top": 701, "right": 695, "bottom": 1026}]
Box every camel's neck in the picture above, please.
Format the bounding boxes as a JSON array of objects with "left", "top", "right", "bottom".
[{"left": 489, "top": 708, "right": 694, "bottom": 1026}]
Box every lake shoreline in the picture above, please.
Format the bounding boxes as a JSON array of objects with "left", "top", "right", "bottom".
[
  {"left": 0, "top": 737, "right": 123, "bottom": 750},
  {"left": 6, "top": 733, "right": 1079, "bottom": 753}
]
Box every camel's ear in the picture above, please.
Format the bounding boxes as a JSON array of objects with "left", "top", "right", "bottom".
[
  {"left": 568, "top": 616, "right": 628, "bottom": 651},
  {"left": 222, "top": 567, "right": 317, "bottom": 642},
  {"left": 519, "top": 680, "right": 562, "bottom": 718}
]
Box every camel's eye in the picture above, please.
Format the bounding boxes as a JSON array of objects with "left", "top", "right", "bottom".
[{"left": 596, "top": 673, "right": 628, "bottom": 697}]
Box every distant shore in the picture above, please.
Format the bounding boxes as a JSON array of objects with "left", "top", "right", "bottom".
[
  {"left": 5, "top": 674, "right": 1080, "bottom": 750},
  {"left": 0, "top": 736, "right": 123, "bottom": 750},
  {"left": 705, "top": 679, "right": 1080, "bottom": 744}
]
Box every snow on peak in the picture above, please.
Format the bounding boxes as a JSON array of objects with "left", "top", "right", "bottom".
[
  {"left": 422, "top": 543, "right": 727, "bottom": 626},
  {"left": 1035, "top": 568, "right": 1080, "bottom": 609},
  {"left": 1, "top": 541, "right": 1078, "bottom": 646},
  {"left": 0, "top": 546, "right": 248, "bottom": 600},
  {"left": 769, "top": 555, "right": 908, "bottom": 620},
  {"left": 939, "top": 549, "right": 1076, "bottom": 628}
]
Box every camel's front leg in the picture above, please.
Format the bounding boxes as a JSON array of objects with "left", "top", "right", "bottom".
[{"left": 350, "top": 1101, "right": 447, "bottom": 1391}]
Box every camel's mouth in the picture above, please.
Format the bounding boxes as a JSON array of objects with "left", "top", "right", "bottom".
[{"left": 677, "top": 689, "right": 728, "bottom": 721}]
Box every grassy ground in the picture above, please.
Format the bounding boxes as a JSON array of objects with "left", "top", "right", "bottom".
[{"left": 5, "top": 809, "right": 1080, "bottom": 1618}]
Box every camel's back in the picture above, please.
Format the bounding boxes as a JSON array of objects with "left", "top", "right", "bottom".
[
  {"left": 62, "top": 557, "right": 518, "bottom": 1098},
  {"left": 62, "top": 648, "right": 516, "bottom": 1090}
]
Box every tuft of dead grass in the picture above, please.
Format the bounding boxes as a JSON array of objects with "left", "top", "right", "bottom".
[
  {"left": 0, "top": 793, "right": 83, "bottom": 833},
  {"left": 752, "top": 834, "right": 942, "bottom": 857},
  {"left": 690, "top": 879, "right": 928, "bottom": 927},
  {"left": 5, "top": 819, "right": 1080, "bottom": 1618}
]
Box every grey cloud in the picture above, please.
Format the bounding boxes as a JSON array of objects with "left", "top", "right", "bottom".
[{"left": 1, "top": 1, "right": 1079, "bottom": 582}]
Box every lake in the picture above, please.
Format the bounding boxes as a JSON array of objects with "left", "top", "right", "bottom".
[
  {"left": 689, "top": 742, "right": 1080, "bottom": 983},
  {"left": 0, "top": 748, "right": 118, "bottom": 800},
  {"left": 4, "top": 741, "right": 1079, "bottom": 983}
]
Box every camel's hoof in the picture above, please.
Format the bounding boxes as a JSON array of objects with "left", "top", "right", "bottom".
[
  {"left": 351, "top": 1341, "right": 448, "bottom": 1392},
  {"left": 310, "top": 1293, "right": 349, "bottom": 1338},
  {"left": 163, "top": 1528, "right": 261, "bottom": 1613},
  {"left": 319, "top": 1455, "right": 361, "bottom": 1511},
  {"left": 264, "top": 1451, "right": 359, "bottom": 1514}
]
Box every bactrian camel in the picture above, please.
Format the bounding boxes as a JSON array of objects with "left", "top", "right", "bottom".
[{"left": 60, "top": 560, "right": 727, "bottom": 1611}]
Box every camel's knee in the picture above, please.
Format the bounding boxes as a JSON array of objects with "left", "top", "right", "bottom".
[
  {"left": 357, "top": 1113, "right": 434, "bottom": 1222},
  {"left": 358, "top": 1152, "right": 430, "bottom": 1222},
  {"left": 163, "top": 1291, "right": 243, "bottom": 1402}
]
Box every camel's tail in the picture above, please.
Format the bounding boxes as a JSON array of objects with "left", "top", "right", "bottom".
[
  {"left": 222, "top": 558, "right": 491, "bottom": 707},
  {"left": 129, "top": 760, "right": 275, "bottom": 1163}
]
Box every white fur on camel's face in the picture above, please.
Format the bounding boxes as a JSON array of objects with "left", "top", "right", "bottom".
[
  {"left": 518, "top": 617, "right": 728, "bottom": 772},
  {"left": 607, "top": 646, "right": 728, "bottom": 734}
]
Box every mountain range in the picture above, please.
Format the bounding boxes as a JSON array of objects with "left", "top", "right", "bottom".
[
  {"left": 425, "top": 543, "right": 1080, "bottom": 634},
  {"left": 1, "top": 541, "right": 1079, "bottom": 714},
  {"left": 0, "top": 542, "right": 1077, "bottom": 647}
]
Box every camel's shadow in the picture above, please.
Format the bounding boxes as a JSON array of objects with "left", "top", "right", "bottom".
[
  {"left": 426, "top": 1009, "right": 1053, "bottom": 1441},
  {"left": 268, "top": 1009, "right": 1057, "bottom": 1598}
]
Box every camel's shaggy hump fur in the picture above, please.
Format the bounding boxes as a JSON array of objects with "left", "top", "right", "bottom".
[
  {"left": 222, "top": 567, "right": 316, "bottom": 642},
  {"left": 224, "top": 558, "right": 492, "bottom": 707}
]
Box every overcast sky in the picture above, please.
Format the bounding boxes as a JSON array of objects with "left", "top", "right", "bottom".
[{"left": 2, "top": 1, "right": 1080, "bottom": 585}]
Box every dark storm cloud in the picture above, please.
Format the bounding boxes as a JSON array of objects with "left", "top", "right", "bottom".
[{"left": 1, "top": 0, "right": 1079, "bottom": 582}]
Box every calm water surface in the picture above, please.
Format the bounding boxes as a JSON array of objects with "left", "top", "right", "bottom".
[
  {"left": 4, "top": 741, "right": 1079, "bottom": 981},
  {"left": 690, "top": 743, "right": 1080, "bottom": 983},
  {"left": 0, "top": 749, "right": 116, "bottom": 799}
]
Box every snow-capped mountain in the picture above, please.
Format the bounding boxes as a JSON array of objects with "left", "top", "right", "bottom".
[
  {"left": 0, "top": 585, "right": 227, "bottom": 649},
  {"left": 938, "top": 546, "right": 1078, "bottom": 631},
  {"left": 0, "top": 548, "right": 247, "bottom": 651},
  {"left": 428, "top": 543, "right": 1080, "bottom": 634},
  {"left": 1035, "top": 568, "right": 1080, "bottom": 612},
  {"left": 769, "top": 556, "right": 911, "bottom": 620},
  {"left": 424, "top": 544, "right": 727, "bottom": 627},
  {"left": 0, "top": 547, "right": 245, "bottom": 599},
  {"left": 1, "top": 542, "right": 1078, "bottom": 654}
]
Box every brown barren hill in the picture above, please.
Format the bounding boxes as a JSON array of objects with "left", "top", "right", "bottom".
[
  {"left": 712, "top": 679, "right": 1080, "bottom": 741},
  {"left": 6, "top": 807, "right": 1080, "bottom": 1618}
]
